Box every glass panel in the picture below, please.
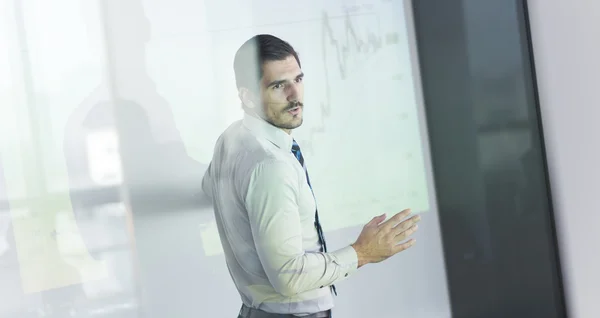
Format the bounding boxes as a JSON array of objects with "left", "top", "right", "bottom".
[
  {"left": 3, "top": 0, "right": 566, "bottom": 317},
  {"left": 0, "top": 0, "right": 138, "bottom": 316}
]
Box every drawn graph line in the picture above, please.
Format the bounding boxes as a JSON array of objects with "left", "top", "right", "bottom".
[
  {"left": 322, "top": 11, "right": 382, "bottom": 80},
  {"left": 301, "top": 11, "right": 400, "bottom": 153}
]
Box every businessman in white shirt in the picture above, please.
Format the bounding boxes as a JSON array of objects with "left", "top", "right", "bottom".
[{"left": 201, "top": 34, "right": 421, "bottom": 318}]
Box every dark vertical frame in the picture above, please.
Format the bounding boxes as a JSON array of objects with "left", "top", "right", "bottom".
[
  {"left": 518, "top": 1, "right": 568, "bottom": 314},
  {"left": 411, "top": 1, "right": 567, "bottom": 317}
]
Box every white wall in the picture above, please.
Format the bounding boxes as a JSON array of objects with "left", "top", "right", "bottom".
[{"left": 527, "top": 1, "right": 600, "bottom": 317}]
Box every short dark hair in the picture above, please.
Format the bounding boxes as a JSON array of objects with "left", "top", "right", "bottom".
[{"left": 233, "top": 34, "right": 301, "bottom": 91}]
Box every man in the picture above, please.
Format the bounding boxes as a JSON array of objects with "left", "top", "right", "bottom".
[{"left": 201, "top": 34, "right": 421, "bottom": 318}]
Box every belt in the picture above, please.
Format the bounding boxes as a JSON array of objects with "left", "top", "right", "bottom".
[{"left": 238, "top": 304, "right": 331, "bottom": 318}]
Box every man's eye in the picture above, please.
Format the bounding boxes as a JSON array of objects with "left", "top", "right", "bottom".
[
  {"left": 273, "top": 84, "right": 283, "bottom": 89},
  {"left": 295, "top": 77, "right": 303, "bottom": 83}
]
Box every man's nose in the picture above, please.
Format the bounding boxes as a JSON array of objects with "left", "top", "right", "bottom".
[{"left": 286, "top": 84, "right": 299, "bottom": 101}]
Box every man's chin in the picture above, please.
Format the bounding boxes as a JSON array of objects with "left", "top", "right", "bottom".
[
  {"left": 277, "top": 118, "right": 303, "bottom": 130},
  {"left": 290, "top": 118, "right": 303, "bottom": 129}
]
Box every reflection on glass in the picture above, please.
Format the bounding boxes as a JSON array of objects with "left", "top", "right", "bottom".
[
  {"left": 1, "top": 0, "right": 137, "bottom": 317},
  {"left": 2, "top": 0, "right": 452, "bottom": 317}
]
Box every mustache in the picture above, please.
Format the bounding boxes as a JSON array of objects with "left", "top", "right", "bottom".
[{"left": 284, "top": 101, "right": 303, "bottom": 111}]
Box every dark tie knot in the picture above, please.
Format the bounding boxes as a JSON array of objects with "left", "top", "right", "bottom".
[
  {"left": 291, "top": 141, "right": 304, "bottom": 166},
  {"left": 291, "top": 140, "right": 301, "bottom": 152}
]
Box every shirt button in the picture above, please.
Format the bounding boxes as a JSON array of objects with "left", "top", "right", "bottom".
[
  {"left": 345, "top": 273, "right": 348, "bottom": 277},
  {"left": 320, "top": 286, "right": 324, "bottom": 288}
]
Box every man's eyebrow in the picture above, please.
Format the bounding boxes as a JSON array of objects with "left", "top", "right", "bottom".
[{"left": 266, "top": 72, "right": 304, "bottom": 88}]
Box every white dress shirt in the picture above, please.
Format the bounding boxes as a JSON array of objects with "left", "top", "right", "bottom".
[{"left": 201, "top": 114, "right": 358, "bottom": 315}]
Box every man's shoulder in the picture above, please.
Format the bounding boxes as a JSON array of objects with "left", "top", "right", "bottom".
[{"left": 218, "top": 122, "right": 287, "bottom": 163}]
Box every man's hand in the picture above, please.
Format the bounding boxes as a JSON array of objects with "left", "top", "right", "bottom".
[{"left": 351, "top": 209, "right": 420, "bottom": 268}]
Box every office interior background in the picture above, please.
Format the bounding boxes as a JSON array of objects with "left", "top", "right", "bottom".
[{"left": 0, "top": 0, "right": 597, "bottom": 317}]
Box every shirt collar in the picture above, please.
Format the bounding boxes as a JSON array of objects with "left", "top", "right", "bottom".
[{"left": 242, "top": 113, "right": 294, "bottom": 151}]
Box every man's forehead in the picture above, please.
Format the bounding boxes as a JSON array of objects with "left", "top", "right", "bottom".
[{"left": 261, "top": 56, "right": 302, "bottom": 82}]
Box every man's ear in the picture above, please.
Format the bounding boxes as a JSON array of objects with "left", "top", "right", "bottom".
[{"left": 238, "top": 87, "right": 257, "bottom": 109}]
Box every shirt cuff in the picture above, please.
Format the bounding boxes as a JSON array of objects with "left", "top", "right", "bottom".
[{"left": 331, "top": 245, "right": 359, "bottom": 276}]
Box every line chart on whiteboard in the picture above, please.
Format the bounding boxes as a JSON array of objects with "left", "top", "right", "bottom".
[{"left": 297, "top": 10, "right": 403, "bottom": 154}]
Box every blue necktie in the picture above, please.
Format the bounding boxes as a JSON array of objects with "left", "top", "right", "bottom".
[{"left": 291, "top": 139, "right": 337, "bottom": 296}]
